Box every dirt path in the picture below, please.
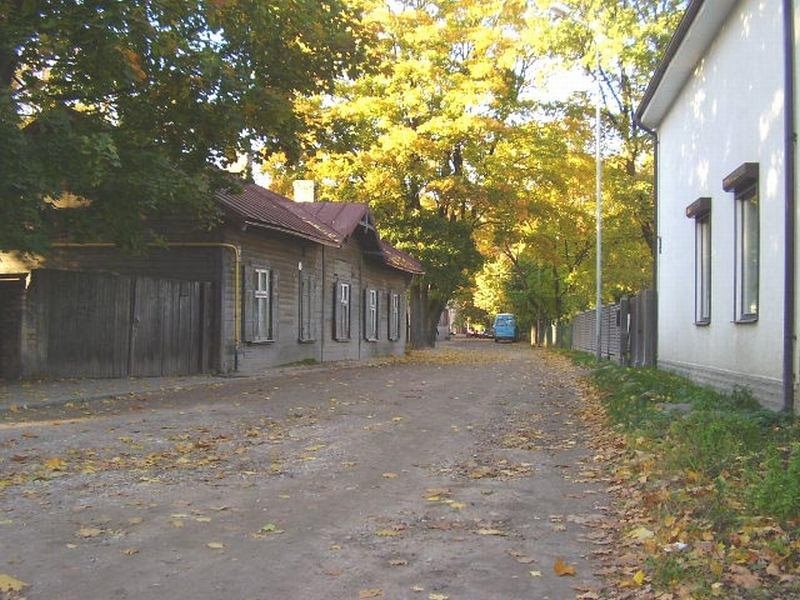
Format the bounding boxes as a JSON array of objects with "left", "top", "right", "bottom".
[{"left": 0, "top": 339, "right": 611, "bottom": 600}]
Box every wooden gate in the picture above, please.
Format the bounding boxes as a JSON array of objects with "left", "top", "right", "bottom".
[{"left": 23, "top": 269, "right": 214, "bottom": 378}]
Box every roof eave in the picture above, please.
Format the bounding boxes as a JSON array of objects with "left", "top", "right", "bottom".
[
  {"left": 635, "top": 0, "right": 737, "bottom": 129},
  {"left": 242, "top": 220, "right": 341, "bottom": 247}
]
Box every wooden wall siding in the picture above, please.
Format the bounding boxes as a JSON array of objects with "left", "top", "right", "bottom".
[
  {"left": 220, "top": 230, "right": 411, "bottom": 373},
  {"left": 40, "top": 246, "right": 224, "bottom": 370},
  {"left": 0, "top": 279, "right": 26, "bottom": 379},
  {"left": 223, "top": 227, "right": 324, "bottom": 374},
  {"left": 359, "top": 253, "right": 411, "bottom": 360},
  {"left": 20, "top": 269, "right": 214, "bottom": 378}
]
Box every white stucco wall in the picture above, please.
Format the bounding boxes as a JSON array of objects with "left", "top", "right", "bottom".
[{"left": 656, "top": 0, "right": 786, "bottom": 409}]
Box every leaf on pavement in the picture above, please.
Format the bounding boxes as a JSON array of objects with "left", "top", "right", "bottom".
[
  {"left": 529, "top": 570, "right": 542, "bottom": 577},
  {"left": 76, "top": 527, "right": 103, "bottom": 538},
  {"left": 359, "top": 588, "right": 384, "bottom": 599},
  {"left": 553, "top": 558, "right": 576, "bottom": 576},
  {"left": 632, "top": 570, "right": 646, "bottom": 586},
  {"left": 428, "top": 594, "right": 448, "bottom": 600},
  {"left": 476, "top": 528, "right": 506, "bottom": 536},
  {"left": 44, "top": 457, "right": 67, "bottom": 471},
  {"left": 207, "top": 542, "right": 225, "bottom": 549},
  {"left": 382, "top": 472, "right": 398, "bottom": 479},
  {"left": 0, "top": 574, "right": 28, "bottom": 592}
]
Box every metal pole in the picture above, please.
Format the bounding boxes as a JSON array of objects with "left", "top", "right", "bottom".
[{"left": 594, "top": 43, "right": 603, "bottom": 361}]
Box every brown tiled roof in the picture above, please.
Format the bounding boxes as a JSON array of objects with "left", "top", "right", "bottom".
[
  {"left": 217, "top": 184, "right": 339, "bottom": 246},
  {"left": 300, "top": 202, "right": 368, "bottom": 239},
  {"left": 378, "top": 240, "right": 425, "bottom": 275},
  {"left": 215, "top": 183, "right": 423, "bottom": 275}
]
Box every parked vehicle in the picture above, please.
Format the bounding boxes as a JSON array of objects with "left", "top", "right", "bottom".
[{"left": 493, "top": 313, "right": 517, "bottom": 342}]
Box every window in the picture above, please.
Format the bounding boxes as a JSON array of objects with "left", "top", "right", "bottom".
[
  {"left": 736, "top": 185, "right": 759, "bottom": 320},
  {"left": 334, "top": 280, "right": 351, "bottom": 340},
  {"left": 253, "top": 268, "right": 274, "bottom": 341},
  {"left": 365, "top": 288, "right": 378, "bottom": 341},
  {"left": 299, "top": 273, "right": 316, "bottom": 342},
  {"left": 686, "top": 196, "right": 711, "bottom": 325},
  {"left": 724, "top": 162, "right": 759, "bottom": 323},
  {"left": 388, "top": 292, "right": 401, "bottom": 341}
]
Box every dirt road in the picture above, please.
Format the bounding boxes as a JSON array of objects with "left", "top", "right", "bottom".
[{"left": 0, "top": 339, "right": 611, "bottom": 600}]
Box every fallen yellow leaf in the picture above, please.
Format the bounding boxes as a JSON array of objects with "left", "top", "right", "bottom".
[
  {"left": 376, "top": 528, "right": 402, "bottom": 537},
  {"left": 382, "top": 472, "right": 398, "bottom": 479},
  {"left": 0, "top": 574, "right": 27, "bottom": 592},
  {"left": 553, "top": 558, "right": 576, "bottom": 576},
  {"left": 428, "top": 594, "right": 449, "bottom": 600},
  {"left": 76, "top": 527, "right": 103, "bottom": 538},
  {"left": 359, "top": 588, "right": 384, "bottom": 599},
  {"left": 476, "top": 528, "right": 506, "bottom": 536},
  {"left": 207, "top": 542, "right": 224, "bottom": 549},
  {"left": 44, "top": 457, "right": 67, "bottom": 471},
  {"left": 632, "top": 570, "right": 645, "bottom": 586},
  {"left": 529, "top": 570, "right": 542, "bottom": 577}
]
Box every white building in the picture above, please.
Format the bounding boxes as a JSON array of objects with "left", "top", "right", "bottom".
[{"left": 636, "top": 0, "right": 797, "bottom": 411}]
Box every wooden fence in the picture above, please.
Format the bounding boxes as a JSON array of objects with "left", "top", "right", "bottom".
[
  {"left": 20, "top": 269, "right": 214, "bottom": 378},
  {"left": 567, "top": 289, "right": 657, "bottom": 367}
]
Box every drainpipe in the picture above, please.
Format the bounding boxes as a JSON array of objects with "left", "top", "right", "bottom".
[
  {"left": 783, "top": 0, "right": 796, "bottom": 413},
  {"left": 50, "top": 242, "right": 242, "bottom": 369}
]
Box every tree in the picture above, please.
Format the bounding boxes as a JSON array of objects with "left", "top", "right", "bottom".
[
  {"left": 0, "top": 0, "right": 366, "bottom": 252},
  {"left": 265, "top": 0, "right": 537, "bottom": 346}
]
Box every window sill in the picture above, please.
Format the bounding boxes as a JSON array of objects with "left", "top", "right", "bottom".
[
  {"left": 735, "top": 315, "right": 758, "bottom": 324},
  {"left": 694, "top": 319, "right": 710, "bottom": 327},
  {"left": 298, "top": 338, "right": 316, "bottom": 344},
  {"left": 248, "top": 339, "right": 275, "bottom": 345},
  {"left": 334, "top": 338, "right": 351, "bottom": 343},
  {"left": 365, "top": 337, "right": 379, "bottom": 343}
]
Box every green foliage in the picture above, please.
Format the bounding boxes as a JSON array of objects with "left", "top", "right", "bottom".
[
  {"left": 0, "top": 0, "right": 366, "bottom": 252},
  {"left": 751, "top": 444, "right": 800, "bottom": 522},
  {"left": 570, "top": 354, "right": 800, "bottom": 525}
]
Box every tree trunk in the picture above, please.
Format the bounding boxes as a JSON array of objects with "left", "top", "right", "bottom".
[{"left": 409, "top": 281, "right": 442, "bottom": 349}]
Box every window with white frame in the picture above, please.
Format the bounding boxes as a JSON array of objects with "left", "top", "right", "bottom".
[
  {"left": 388, "top": 292, "right": 400, "bottom": 341},
  {"left": 334, "top": 280, "right": 351, "bottom": 340},
  {"left": 686, "top": 196, "right": 711, "bottom": 325},
  {"left": 254, "top": 268, "right": 274, "bottom": 341},
  {"left": 365, "top": 288, "right": 378, "bottom": 341},
  {"left": 724, "top": 163, "right": 759, "bottom": 323}
]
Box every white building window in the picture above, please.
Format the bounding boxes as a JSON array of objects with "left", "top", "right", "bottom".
[
  {"left": 695, "top": 215, "right": 711, "bottom": 324},
  {"left": 686, "top": 196, "right": 712, "bottom": 326},
  {"left": 724, "top": 163, "right": 759, "bottom": 323},
  {"left": 365, "top": 288, "right": 378, "bottom": 341},
  {"left": 254, "top": 268, "right": 274, "bottom": 341}
]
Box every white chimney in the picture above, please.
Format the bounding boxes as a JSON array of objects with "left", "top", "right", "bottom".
[{"left": 293, "top": 180, "right": 315, "bottom": 203}]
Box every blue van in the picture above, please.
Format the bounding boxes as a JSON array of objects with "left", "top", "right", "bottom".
[{"left": 493, "top": 313, "right": 517, "bottom": 342}]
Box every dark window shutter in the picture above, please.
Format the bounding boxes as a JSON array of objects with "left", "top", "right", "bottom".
[
  {"left": 270, "top": 270, "right": 279, "bottom": 341},
  {"left": 243, "top": 265, "right": 255, "bottom": 343},
  {"left": 363, "top": 288, "right": 369, "bottom": 340},
  {"left": 333, "top": 280, "right": 341, "bottom": 340},
  {"left": 311, "top": 276, "right": 318, "bottom": 341}
]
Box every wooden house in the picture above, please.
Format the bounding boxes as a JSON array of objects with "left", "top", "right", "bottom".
[{"left": 0, "top": 183, "right": 423, "bottom": 379}]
